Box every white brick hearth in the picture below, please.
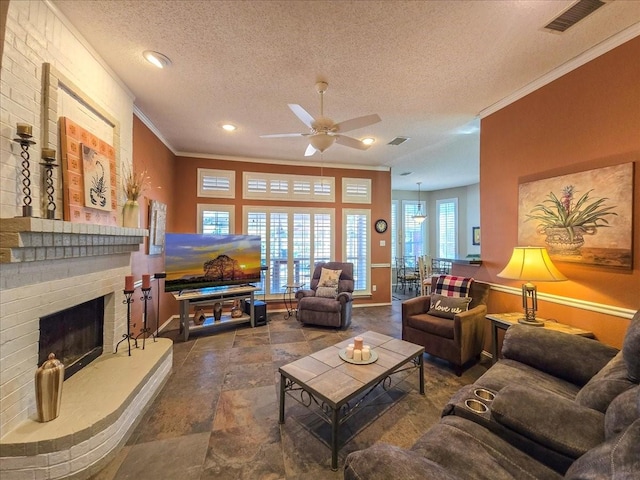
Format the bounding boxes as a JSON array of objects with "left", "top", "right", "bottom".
[{"left": 0, "top": 219, "right": 172, "bottom": 479}]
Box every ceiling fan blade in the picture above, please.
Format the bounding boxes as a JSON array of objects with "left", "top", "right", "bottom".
[
  {"left": 334, "top": 113, "right": 381, "bottom": 133},
  {"left": 335, "top": 135, "right": 370, "bottom": 150},
  {"left": 260, "top": 133, "right": 307, "bottom": 138},
  {"left": 304, "top": 144, "right": 317, "bottom": 156},
  {"left": 288, "top": 104, "right": 315, "bottom": 128}
]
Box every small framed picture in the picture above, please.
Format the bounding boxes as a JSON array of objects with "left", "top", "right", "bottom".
[{"left": 472, "top": 227, "right": 480, "bottom": 246}]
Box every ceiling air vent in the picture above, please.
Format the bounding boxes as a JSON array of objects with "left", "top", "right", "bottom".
[
  {"left": 388, "top": 136, "right": 410, "bottom": 146},
  {"left": 544, "top": 0, "right": 607, "bottom": 33}
]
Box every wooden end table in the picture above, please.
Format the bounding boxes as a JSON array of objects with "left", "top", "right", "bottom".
[{"left": 486, "top": 312, "right": 594, "bottom": 365}]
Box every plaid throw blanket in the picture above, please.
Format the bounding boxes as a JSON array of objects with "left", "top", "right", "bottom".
[{"left": 432, "top": 275, "right": 473, "bottom": 297}]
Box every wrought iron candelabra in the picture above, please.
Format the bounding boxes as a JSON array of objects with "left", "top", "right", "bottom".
[
  {"left": 40, "top": 148, "right": 58, "bottom": 220},
  {"left": 116, "top": 289, "right": 138, "bottom": 355},
  {"left": 136, "top": 287, "right": 152, "bottom": 349},
  {"left": 13, "top": 124, "right": 36, "bottom": 217},
  {"left": 154, "top": 272, "right": 167, "bottom": 341}
]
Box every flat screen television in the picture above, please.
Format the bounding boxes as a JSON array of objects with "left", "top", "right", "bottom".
[{"left": 164, "top": 234, "right": 262, "bottom": 293}]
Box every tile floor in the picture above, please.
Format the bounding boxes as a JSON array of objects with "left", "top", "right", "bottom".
[{"left": 91, "top": 297, "right": 487, "bottom": 480}]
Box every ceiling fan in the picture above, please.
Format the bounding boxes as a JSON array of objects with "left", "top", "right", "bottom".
[{"left": 260, "top": 81, "right": 381, "bottom": 156}]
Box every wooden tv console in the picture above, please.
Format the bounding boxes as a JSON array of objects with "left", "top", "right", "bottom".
[{"left": 172, "top": 285, "right": 259, "bottom": 341}]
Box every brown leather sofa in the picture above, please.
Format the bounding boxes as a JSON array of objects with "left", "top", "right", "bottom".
[{"left": 402, "top": 279, "right": 490, "bottom": 375}]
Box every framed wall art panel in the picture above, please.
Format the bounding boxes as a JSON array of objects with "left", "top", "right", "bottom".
[{"left": 518, "top": 162, "right": 633, "bottom": 269}]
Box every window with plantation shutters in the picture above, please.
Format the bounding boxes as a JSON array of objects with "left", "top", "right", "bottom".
[
  {"left": 270, "top": 179, "right": 288, "bottom": 195},
  {"left": 403, "top": 201, "right": 426, "bottom": 266},
  {"left": 437, "top": 198, "right": 458, "bottom": 258},
  {"left": 197, "top": 169, "right": 235, "bottom": 198},
  {"left": 244, "top": 206, "right": 335, "bottom": 298},
  {"left": 344, "top": 209, "right": 370, "bottom": 292},
  {"left": 293, "top": 179, "right": 311, "bottom": 195},
  {"left": 244, "top": 172, "right": 334, "bottom": 201},
  {"left": 391, "top": 201, "right": 398, "bottom": 261},
  {"left": 197, "top": 204, "right": 234, "bottom": 234},
  {"left": 314, "top": 179, "right": 332, "bottom": 198},
  {"left": 342, "top": 178, "right": 371, "bottom": 204}
]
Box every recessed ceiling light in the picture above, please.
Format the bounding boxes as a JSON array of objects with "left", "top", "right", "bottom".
[
  {"left": 362, "top": 137, "right": 375, "bottom": 145},
  {"left": 221, "top": 124, "right": 237, "bottom": 132},
  {"left": 143, "top": 50, "right": 171, "bottom": 69}
]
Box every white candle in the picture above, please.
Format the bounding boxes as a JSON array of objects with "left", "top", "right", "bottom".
[
  {"left": 362, "top": 346, "right": 371, "bottom": 361},
  {"left": 346, "top": 346, "right": 354, "bottom": 359},
  {"left": 354, "top": 336, "right": 364, "bottom": 351},
  {"left": 353, "top": 349, "right": 362, "bottom": 362}
]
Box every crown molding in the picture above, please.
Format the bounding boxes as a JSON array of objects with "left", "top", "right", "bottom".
[
  {"left": 133, "top": 107, "right": 177, "bottom": 154},
  {"left": 175, "top": 151, "right": 391, "bottom": 172},
  {"left": 479, "top": 23, "right": 640, "bottom": 118}
]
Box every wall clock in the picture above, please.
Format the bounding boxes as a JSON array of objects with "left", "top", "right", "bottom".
[{"left": 375, "top": 219, "right": 388, "bottom": 234}]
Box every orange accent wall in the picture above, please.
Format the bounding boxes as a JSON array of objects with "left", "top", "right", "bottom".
[
  {"left": 130, "top": 115, "right": 176, "bottom": 332},
  {"left": 170, "top": 155, "right": 392, "bottom": 306},
  {"left": 478, "top": 37, "right": 640, "bottom": 348}
]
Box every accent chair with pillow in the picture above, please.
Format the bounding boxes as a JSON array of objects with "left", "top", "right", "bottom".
[
  {"left": 295, "top": 262, "right": 354, "bottom": 329},
  {"left": 402, "top": 275, "right": 490, "bottom": 375}
]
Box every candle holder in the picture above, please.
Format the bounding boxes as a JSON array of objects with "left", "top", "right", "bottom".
[
  {"left": 154, "top": 272, "right": 167, "bottom": 342},
  {"left": 40, "top": 149, "right": 58, "bottom": 220},
  {"left": 135, "top": 287, "right": 152, "bottom": 349},
  {"left": 116, "top": 290, "right": 138, "bottom": 355},
  {"left": 13, "top": 125, "right": 36, "bottom": 217}
]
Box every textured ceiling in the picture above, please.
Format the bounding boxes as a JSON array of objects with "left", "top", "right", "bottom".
[{"left": 51, "top": 0, "right": 640, "bottom": 191}]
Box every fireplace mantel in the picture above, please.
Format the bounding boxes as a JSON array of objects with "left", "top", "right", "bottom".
[{"left": 0, "top": 218, "right": 147, "bottom": 263}]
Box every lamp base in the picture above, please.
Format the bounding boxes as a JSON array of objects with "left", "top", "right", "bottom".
[{"left": 518, "top": 318, "right": 544, "bottom": 327}]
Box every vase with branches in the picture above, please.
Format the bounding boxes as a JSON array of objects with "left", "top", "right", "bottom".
[
  {"left": 121, "top": 165, "right": 150, "bottom": 228},
  {"left": 525, "top": 185, "right": 617, "bottom": 254}
]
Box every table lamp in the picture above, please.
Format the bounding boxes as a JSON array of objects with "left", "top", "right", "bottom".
[{"left": 497, "top": 246, "right": 567, "bottom": 326}]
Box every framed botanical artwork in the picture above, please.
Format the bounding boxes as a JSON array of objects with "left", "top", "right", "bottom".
[
  {"left": 472, "top": 227, "right": 480, "bottom": 246},
  {"left": 518, "top": 162, "right": 633, "bottom": 269},
  {"left": 148, "top": 200, "right": 167, "bottom": 255}
]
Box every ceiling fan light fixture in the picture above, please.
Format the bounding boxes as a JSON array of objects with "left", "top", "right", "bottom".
[
  {"left": 143, "top": 50, "right": 171, "bottom": 69},
  {"left": 221, "top": 123, "right": 237, "bottom": 131},
  {"left": 362, "top": 137, "right": 375, "bottom": 145},
  {"left": 309, "top": 133, "right": 335, "bottom": 153}
]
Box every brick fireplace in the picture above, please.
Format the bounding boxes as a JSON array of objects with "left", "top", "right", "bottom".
[{"left": 0, "top": 218, "right": 172, "bottom": 479}]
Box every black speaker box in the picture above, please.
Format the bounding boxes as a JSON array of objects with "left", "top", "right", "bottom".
[{"left": 245, "top": 300, "right": 267, "bottom": 326}]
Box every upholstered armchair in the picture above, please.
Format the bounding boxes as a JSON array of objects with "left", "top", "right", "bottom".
[
  {"left": 295, "top": 262, "right": 354, "bottom": 329},
  {"left": 402, "top": 277, "right": 490, "bottom": 375}
]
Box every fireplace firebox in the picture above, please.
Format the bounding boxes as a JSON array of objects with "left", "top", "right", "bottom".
[{"left": 39, "top": 297, "right": 105, "bottom": 380}]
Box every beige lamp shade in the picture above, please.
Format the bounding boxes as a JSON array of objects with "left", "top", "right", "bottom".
[{"left": 497, "top": 247, "right": 567, "bottom": 282}]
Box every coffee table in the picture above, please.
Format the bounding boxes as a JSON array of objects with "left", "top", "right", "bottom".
[{"left": 278, "top": 331, "right": 425, "bottom": 470}]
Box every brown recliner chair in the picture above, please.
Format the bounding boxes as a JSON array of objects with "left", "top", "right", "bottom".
[
  {"left": 295, "top": 262, "right": 354, "bottom": 329},
  {"left": 402, "top": 278, "right": 490, "bottom": 375}
]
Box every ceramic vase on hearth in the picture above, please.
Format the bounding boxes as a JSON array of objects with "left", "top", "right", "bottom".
[
  {"left": 35, "top": 353, "right": 64, "bottom": 422},
  {"left": 122, "top": 200, "right": 140, "bottom": 228}
]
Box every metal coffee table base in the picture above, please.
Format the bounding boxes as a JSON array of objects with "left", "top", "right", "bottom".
[{"left": 279, "top": 351, "right": 424, "bottom": 471}]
